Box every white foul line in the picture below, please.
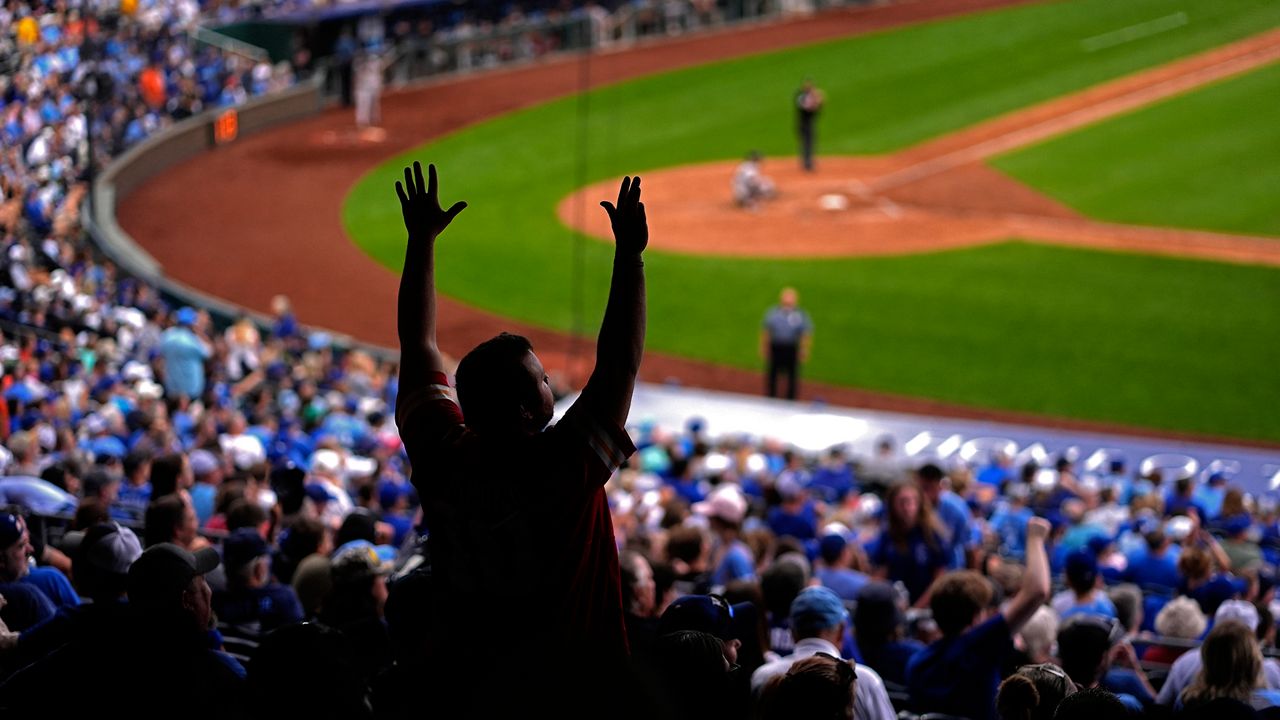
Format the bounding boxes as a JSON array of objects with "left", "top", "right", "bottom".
[{"left": 1081, "top": 12, "right": 1189, "bottom": 53}]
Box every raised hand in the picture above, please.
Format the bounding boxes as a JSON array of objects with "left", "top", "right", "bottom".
[
  {"left": 1026, "top": 516, "right": 1050, "bottom": 542},
  {"left": 599, "top": 175, "right": 648, "bottom": 256},
  {"left": 395, "top": 161, "right": 467, "bottom": 242}
]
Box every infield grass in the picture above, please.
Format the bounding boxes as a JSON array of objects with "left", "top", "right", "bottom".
[
  {"left": 343, "top": 0, "right": 1280, "bottom": 440},
  {"left": 993, "top": 62, "right": 1280, "bottom": 237}
]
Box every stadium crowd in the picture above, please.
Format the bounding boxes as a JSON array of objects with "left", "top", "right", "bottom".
[{"left": 2, "top": 1, "right": 1279, "bottom": 719}]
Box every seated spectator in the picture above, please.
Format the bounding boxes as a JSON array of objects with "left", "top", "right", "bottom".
[
  {"left": 693, "top": 484, "right": 757, "bottom": 588},
  {"left": 1146, "top": 596, "right": 1207, "bottom": 665},
  {"left": 868, "top": 481, "right": 951, "bottom": 604},
  {"left": 1123, "top": 525, "right": 1181, "bottom": 591},
  {"left": 731, "top": 151, "right": 775, "bottom": 210},
  {"left": 621, "top": 550, "right": 660, "bottom": 660},
  {"left": 766, "top": 475, "right": 818, "bottom": 542},
  {"left": 1054, "top": 551, "right": 1118, "bottom": 620},
  {"left": 213, "top": 528, "right": 303, "bottom": 634},
  {"left": 145, "top": 492, "right": 208, "bottom": 551},
  {"left": 758, "top": 652, "right": 857, "bottom": 720},
  {"left": 996, "top": 662, "right": 1077, "bottom": 720},
  {"left": 918, "top": 461, "right": 974, "bottom": 569},
  {"left": 852, "top": 580, "right": 922, "bottom": 685},
  {"left": 814, "top": 531, "right": 869, "bottom": 601},
  {"left": 0, "top": 543, "right": 245, "bottom": 716},
  {"left": 1057, "top": 614, "right": 1154, "bottom": 711},
  {"left": 0, "top": 512, "right": 56, "bottom": 631},
  {"left": 1054, "top": 687, "right": 1131, "bottom": 720},
  {"left": 247, "top": 622, "right": 373, "bottom": 720},
  {"left": 1016, "top": 606, "right": 1060, "bottom": 666},
  {"left": 1108, "top": 583, "right": 1144, "bottom": 637},
  {"left": 14, "top": 522, "right": 141, "bottom": 667},
  {"left": 751, "top": 586, "right": 895, "bottom": 720},
  {"left": 1157, "top": 600, "right": 1280, "bottom": 705},
  {"left": 274, "top": 516, "right": 332, "bottom": 585},
  {"left": 657, "top": 594, "right": 750, "bottom": 674},
  {"left": 319, "top": 541, "right": 392, "bottom": 687},
  {"left": 650, "top": 629, "right": 740, "bottom": 720},
  {"left": 1180, "top": 620, "right": 1280, "bottom": 712},
  {"left": 760, "top": 556, "right": 807, "bottom": 657},
  {"left": 1220, "top": 513, "right": 1263, "bottom": 574},
  {"left": 904, "top": 517, "right": 1051, "bottom": 720}
]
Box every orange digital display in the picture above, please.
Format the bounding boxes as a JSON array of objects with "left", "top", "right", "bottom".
[{"left": 213, "top": 109, "right": 239, "bottom": 145}]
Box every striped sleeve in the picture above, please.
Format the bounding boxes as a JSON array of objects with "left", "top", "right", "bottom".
[
  {"left": 395, "top": 371, "right": 463, "bottom": 451},
  {"left": 558, "top": 404, "right": 637, "bottom": 486}
]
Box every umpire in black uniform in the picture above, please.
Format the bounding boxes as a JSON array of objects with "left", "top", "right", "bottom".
[{"left": 761, "top": 287, "right": 813, "bottom": 400}]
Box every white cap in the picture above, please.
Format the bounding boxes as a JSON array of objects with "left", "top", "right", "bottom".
[
  {"left": 1215, "top": 599, "right": 1260, "bottom": 631},
  {"left": 692, "top": 484, "right": 748, "bottom": 524}
]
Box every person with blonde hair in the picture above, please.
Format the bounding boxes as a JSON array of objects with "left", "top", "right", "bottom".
[{"left": 1180, "top": 620, "right": 1280, "bottom": 711}]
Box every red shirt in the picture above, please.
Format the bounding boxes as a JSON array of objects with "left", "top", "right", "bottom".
[{"left": 397, "top": 371, "right": 635, "bottom": 658}]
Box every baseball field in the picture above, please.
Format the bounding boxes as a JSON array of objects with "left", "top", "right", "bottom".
[{"left": 121, "top": 0, "right": 1280, "bottom": 443}]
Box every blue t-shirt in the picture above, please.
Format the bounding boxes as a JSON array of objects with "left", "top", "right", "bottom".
[
  {"left": 1060, "top": 594, "right": 1118, "bottom": 621},
  {"left": 859, "top": 637, "right": 925, "bottom": 686},
  {"left": 868, "top": 527, "right": 949, "bottom": 603},
  {"left": 815, "top": 566, "right": 870, "bottom": 601},
  {"left": 23, "top": 567, "right": 80, "bottom": 610},
  {"left": 1104, "top": 668, "right": 1154, "bottom": 707},
  {"left": 990, "top": 504, "right": 1032, "bottom": 560},
  {"left": 212, "top": 583, "right": 304, "bottom": 634},
  {"left": 1123, "top": 546, "right": 1181, "bottom": 591},
  {"left": 766, "top": 503, "right": 818, "bottom": 542},
  {"left": 159, "top": 327, "right": 211, "bottom": 398},
  {"left": 710, "top": 541, "right": 756, "bottom": 587},
  {"left": 935, "top": 491, "right": 972, "bottom": 568},
  {"left": 906, "top": 614, "right": 1014, "bottom": 720},
  {"left": 191, "top": 483, "right": 217, "bottom": 526},
  {"left": 809, "top": 465, "right": 855, "bottom": 503},
  {"left": 0, "top": 581, "right": 57, "bottom": 631}
]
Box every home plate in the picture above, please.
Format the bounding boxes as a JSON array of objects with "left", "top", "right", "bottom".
[{"left": 819, "top": 194, "right": 849, "bottom": 211}]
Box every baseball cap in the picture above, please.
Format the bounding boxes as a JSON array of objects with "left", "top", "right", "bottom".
[
  {"left": 1058, "top": 614, "right": 1125, "bottom": 651},
  {"left": 0, "top": 512, "right": 25, "bottom": 549},
  {"left": 1065, "top": 551, "right": 1099, "bottom": 588},
  {"left": 128, "top": 542, "right": 220, "bottom": 609},
  {"left": 65, "top": 522, "right": 143, "bottom": 575},
  {"left": 223, "top": 528, "right": 270, "bottom": 571},
  {"left": 657, "top": 594, "right": 752, "bottom": 642},
  {"left": 854, "top": 581, "right": 904, "bottom": 631},
  {"left": 377, "top": 480, "right": 409, "bottom": 510},
  {"left": 790, "top": 586, "right": 850, "bottom": 634},
  {"left": 175, "top": 307, "right": 198, "bottom": 326},
  {"left": 330, "top": 540, "right": 394, "bottom": 585},
  {"left": 1215, "top": 600, "right": 1260, "bottom": 631},
  {"left": 188, "top": 449, "right": 220, "bottom": 477},
  {"left": 818, "top": 533, "right": 848, "bottom": 564},
  {"left": 692, "top": 484, "right": 748, "bottom": 525}
]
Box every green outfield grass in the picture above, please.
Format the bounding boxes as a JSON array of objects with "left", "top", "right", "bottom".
[
  {"left": 342, "top": 0, "right": 1280, "bottom": 440},
  {"left": 992, "top": 62, "right": 1280, "bottom": 237}
]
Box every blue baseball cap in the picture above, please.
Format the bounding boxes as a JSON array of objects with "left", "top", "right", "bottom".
[
  {"left": 790, "top": 586, "right": 850, "bottom": 634},
  {"left": 0, "top": 512, "right": 25, "bottom": 549},
  {"left": 1065, "top": 551, "right": 1099, "bottom": 588},
  {"left": 658, "top": 594, "right": 752, "bottom": 642},
  {"left": 175, "top": 307, "right": 198, "bottom": 326}
]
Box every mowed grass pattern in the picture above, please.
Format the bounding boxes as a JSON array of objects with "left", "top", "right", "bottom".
[
  {"left": 993, "top": 62, "right": 1280, "bottom": 237},
  {"left": 343, "top": 0, "right": 1280, "bottom": 440}
]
